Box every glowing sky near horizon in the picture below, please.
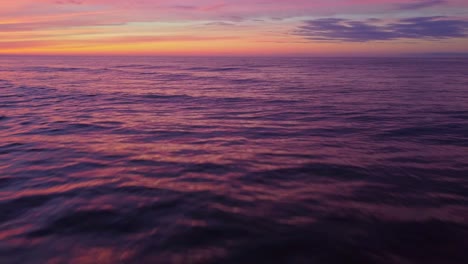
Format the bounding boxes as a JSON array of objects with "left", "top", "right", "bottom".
[{"left": 1, "top": 0, "right": 468, "bottom": 55}]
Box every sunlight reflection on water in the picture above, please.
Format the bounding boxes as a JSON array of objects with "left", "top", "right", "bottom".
[{"left": 0, "top": 56, "right": 467, "bottom": 263}]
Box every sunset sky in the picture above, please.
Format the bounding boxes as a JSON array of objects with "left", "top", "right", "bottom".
[{"left": 1, "top": 0, "right": 468, "bottom": 55}]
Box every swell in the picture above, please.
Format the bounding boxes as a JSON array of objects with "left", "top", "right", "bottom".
[{"left": 1, "top": 57, "right": 468, "bottom": 263}]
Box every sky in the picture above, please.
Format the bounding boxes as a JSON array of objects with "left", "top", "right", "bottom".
[{"left": 1, "top": 0, "right": 468, "bottom": 56}]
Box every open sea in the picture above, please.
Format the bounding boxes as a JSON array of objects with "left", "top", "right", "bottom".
[{"left": 0, "top": 56, "right": 467, "bottom": 263}]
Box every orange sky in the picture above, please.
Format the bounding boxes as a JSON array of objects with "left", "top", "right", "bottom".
[{"left": 1, "top": 0, "right": 468, "bottom": 55}]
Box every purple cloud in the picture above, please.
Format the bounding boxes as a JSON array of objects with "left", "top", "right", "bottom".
[
  {"left": 296, "top": 16, "right": 468, "bottom": 42},
  {"left": 397, "top": 0, "right": 446, "bottom": 10}
]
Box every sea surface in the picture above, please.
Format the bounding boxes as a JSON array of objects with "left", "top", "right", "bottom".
[{"left": 0, "top": 56, "right": 467, "bottom": 263}]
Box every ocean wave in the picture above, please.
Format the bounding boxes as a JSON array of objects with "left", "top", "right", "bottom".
[{"left": 0, "top": 57, "right": 467, "bottom": 263}]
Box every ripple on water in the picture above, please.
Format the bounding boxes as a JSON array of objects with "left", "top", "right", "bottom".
[{"left": 0, "top": 57, "right": 467, "bottom": 263}]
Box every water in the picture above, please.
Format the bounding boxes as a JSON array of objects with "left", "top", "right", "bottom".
[{"left": 0, "top": 56, "right": 467, "bottom": 263}]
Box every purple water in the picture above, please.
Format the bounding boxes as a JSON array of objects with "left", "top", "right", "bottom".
[{"left": 1, "top": 56, "right": 468, "bottom": 263}]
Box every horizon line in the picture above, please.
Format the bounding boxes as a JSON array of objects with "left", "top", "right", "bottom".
[{"left": 1, "top": 53, "right": 468, "bottom": 58}]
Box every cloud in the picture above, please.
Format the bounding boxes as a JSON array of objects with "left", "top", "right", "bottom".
[
  {"left": 54, "top": 0, "right": 84, "bottom": 4},
  {"left": 295, "top": 16, "right": 468, "bottom": 42},
  {"left": 5, "top": 1, "right": 466, "bottom": 23},
  {"left": 2, "top": 0, "right": 468, "bottom": 55},
  {"left": 203, "top": 21, "right": 237, "bottom": 27},
  {"left": 397, "top": 0, "right": 446, "bottom": 10}
]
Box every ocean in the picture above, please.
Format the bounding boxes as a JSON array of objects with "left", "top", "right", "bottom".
[{"left": 0, "top": 56, "right": 467, "bottom": 263}]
